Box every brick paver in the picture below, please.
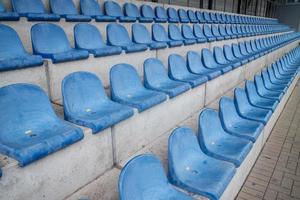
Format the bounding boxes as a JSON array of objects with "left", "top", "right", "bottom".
[{"left": 236, "top": 83, "right": 300, "bottom": 200}]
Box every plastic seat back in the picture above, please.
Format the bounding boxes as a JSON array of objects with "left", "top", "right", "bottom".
[
  {"left": 0, "top": 24, "right": 27, "bottom": 58},
  {"left": 144, "top": 58, "right": 170, "bottom": 87},
  {"left": 107, "top": 23, "right": 131, "bottom": 47},
  {"left": 31, "top": 23, "right": 72, "bottom": 55},
  {"left": 182, "top": 24, "right": 195, "bottom": 39},
  {"left": 12, "top": 0, "right": 47, "bottom": 14},
  {"left": 124, "top": 2, "right": 140, "bottom": 18},
  {"left": 193, "top": 24, "right": 205, "bottom": 38},
  {"left": 168, "top": 24, "right": 183, "bottom": 41},
  {"left": 50, "top": 0, "right": 79, "bottom": 15},
  {"left": 0, "top": 2, "right": 5, "bottom": 12},
  {"left": 80, "top": 0, "right": 104, "bottom": 16},
  {"left": 203, "top": 24, "right": 213, "bottom": 37},
  {"left": 195, "top": 11, "right": 205, "bottom": 22},
  {"left": 141, "top": 5, "right": 155, "bottom": 19},
  {"left": 110, "top": 63, "right": 145, "bottom": 98},
  {"left": 62, "top": 71, "right": 109, "bottom": 117},
  {"left": 201, "top": 48, "right": 216, "bottom": 68},
  {"left": 187, "top": 10, "right": 198, "bottom": 22},
  {"left": 152, "top": 24, "right": 169, "bottom": 42},
  {"left": 168, "top": 54, "right": 190, "bottom": 78},
  {"left": 178, "top": 8, "right": 189, "bottom": 22},
  {"left": 167, "top": 7, "right": 179, "bottom": 22},
  {"left": 187, "top": 51, "right": 205, "bottom": 74},
  {"left": 104, "top": 0, "right": 123, "bottom": 17},
  {"left": 214, "top": 46, "right": 227, "bottom": 64},
  {"left": 132, "top": 23, "right": 151, "bottom": 44},
  {"left": 119, "top": 154, "right": 188, "bottom": 200},
  {"left": 74, "top": 23, "right": 105, "bottom": 50},
  {"left": 155, "top": 6, "right": 167, "bottom": 21},
  {"left": 219, "top": 97, "right": 239, "bottom": 125}
]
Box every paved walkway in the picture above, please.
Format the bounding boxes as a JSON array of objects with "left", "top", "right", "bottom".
[{"left": 236, "top": 82, "right": 300, "bottom": 200}]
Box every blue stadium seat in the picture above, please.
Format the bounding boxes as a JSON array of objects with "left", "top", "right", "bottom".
[
  {"left": 80, "top": 0, "right": 116, "bottom": 22},
  {"left": 187, "top": 51, "right": 222, "bottom": 80},
  {"left": 110, "top": 63, "right": 167, "bottom": 112},
  {"left": 245, "top": 41, "right": 260, "bottom": 59},
  {"left": 245, "top": 80, "right": 278, "bottom": 111},
  {"left": 219, "top": 25, "right": 231, "bottom": 39},
  {"left": 168, "top": 54, "right": 208, "bottom": 88},
  {"left": 225, "top": 25, "right": 237, "bottom": 39},
  {"left": 261, "top": 70, "right": 287, "bottom": 93},
  {"left": 50, "top": 0, "right": 91, "bottom": 22},
  {"left": 169, "top": 24, "right": 194, "bottom": 45},
  {"left": 223, "top": 44, "right": 248, "bottom": 65},
  {"left": 216, "top": 13, "right": 224, "bottom": 23},
  {"left": 154, "top": 6, "right": 168, "bottom": 23},
  {"left": 12, "top": 0, "right": 60, "bottom": 21},
  {"left": 0, "top": 1, "right": 19, "bottom": 20},
  {"left": 62, "top": 72, "right": 134, "bottom": 133},
  {"left": 104, "top": 0, "right": 136, "bottom": 22},
  {"left": 254, "top": 75, "right": 283, "bottom": 100},
  {"left": 107, "top": 23, "right": 148, "bottom": 53},
  {"left": 203, "top": 24, "right": 216, "bottom": 42},
  {"left": 195, "top": 11, "right": 205, "bottom": 23},
  {"left": 0, "top": 83, "right": 84, "bottom": 167},
  {"left": 181, "top": 24, "right": 197, "bottom": 44},
  {"left": 144, "top": 58, "right": 190, "bottom": 98},
  {"left": 213, "top": 46, "right": 241, "bottom": 68},
  {"left": 238, "top": 42, "right": 255, "bottom": 61},
  {"left": 31, "top": 23, "right": 89, "bottom": 63},
  {"left": 232, "top": 44, "right": 251, "bottom": 63},
  {"left": 234, "top": 88, "right": 272, "bottom": 125},
  {"left": 199, "top": 109, "right": 253, "bottom": 167},
  {"left": 74, "top": 23, "right": 122, "bottom": 57},
  {"left": 193, "top": 24, "right": 207, "bottom": 43},
  {"left": 140, "top": 5, "right": 155, "bottom": 22},
  {"left": 0, "top": 24, "right": 43, "bottom": 71},
  {"left": 178, "top": 8, "right": 189, "bottom": 23},
  {"left": 187, "top": 10, "right": 198, "bottom": 23},
  {"left": 152, "top": 24, "right": 182, "bottom": 47},
  {"left": 132, "top": 23, "right": 167, "bottom": 50},
  {"left": 210, "top": 12, "right": 218, "bottom": 23},
  {"left": 124, "top": 3, "right": 151, "bottom": 23},
  {"left": 202, "top": 48, "right": 232, "bottom": 74},
  {"left": 211, "top": 25, "right": 224, "bottom": 40},
  {"left": 219, "top": 97, "right": 263, "bottom": 142},
  {"left": 168, "top": 127, "right": 236, "bottom": 200},
  {"left": 203, "top": 12, "right": 212, "bottom": 23},
  {"left": 119, "top": 154, "right": 193, "bottom": 200},
  {"left": 167, "top": 7, "right": 179, "bottom": 23}
]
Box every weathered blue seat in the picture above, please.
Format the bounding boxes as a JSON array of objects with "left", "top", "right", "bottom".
[
  {"left": 168, "top": 54, "right": 208, "bottom": 88},
  {"left": 0, "top": 24, "right": 43, "bottom": 71},
  {"left": 0, "top": 1, "right": 19, "bottom": 21},
  {"left": 224, "top": 44, "right": 248, "bottom": 65},
  {"left": 238, "top": 42, "right": 255, "bottom": 61},
  {"left": 124, "top": 3, "right": 151, "bottom": 23},
  {"left": 154, "top": 6, "right": 168, "bottom": 23},
  {"left": 181, "top": 24, "right": 197, "bottom": 44},
  {"left": 202, "top": 48, "right": 232, "bottom": 74},
  {"left": 107, "top": 23, "right": 148, "bottom": 53},
  {"left": 140, "top": 5, "right": 155, "bottom": 22},
  {"left": 62, "top": 72, "right": 134, "bottom": 133},
  {"left": 187, "top": 51, "right": 221, "bottom": 80},
  {"left": 254, "top": 75, "right": 283, "bottom": 100},
  {"left": 168, "top": 127, "right": 236, "bottom": 200},
  {"left": 132, "top": 23, "right": 167, "bottom": 50},
  {"left": 234, "top": 88, "right": 272, "bottom": 125},
  {"left": 210, "top": 13, "right": 217, "bottom": 23},
  {"left": 261, "top": 70, "right": 287, "bottom": 93},
  {"left": 144, "top": 58, "right": 190, "bottom": 98},
  {"left": 74, "top": 23, "right": 122, "bottom": 57},
  {"left": 31, "top": 23, "right": 89, "bottom": 63},
  {"left": 232, "top": 43, "right": 251, "bottom": 62},
  {"left": 225, "top": 25, "right": 237, "bottom": 39},
  {"left": 104, "top": 0, "right": 136, "bottom": 22},
  {"left": 169, "top": 24, "right": 192, "bottom": 45},
  {"left": 110, "top": 64, "right": 167, "bottom": 112},
  {"left": 211, "top": 25, "right": 224, "bottom": 40},
  {"left": 213, "top": 46, "right": 241, "bottom": 69},
  {"left": 219, "top": 25, "right": 231, "bottom": 39},
  {"left": 167, "top": 7, "right": 179, "bottom": 23},
  {"left": 193, "top": 24, "right": 207, "bottom": 43},
  {"left": 0, "top": 83, "right": 84, "bottom": 167},
  {"left": 203, "top": 12, "right": 212, "bottom": 23},
  {"left": 219, "top": 97, "right": 263, "bottom": 142},
  {"left": 152, "top": 24, "right": 182, "bottom": 47},
  {"left": 50, "top": 0, "right": 91, "bottom": 22},
  {"left": 187, "top": 10, "right": 198, "bottom": 23},
  {"left": 178, "top": 9, "right": 189, "bottom": 23},
  {"left": 195, "top": 11, "right": 205, "bottom": 23},
  {"left": 12, "top": 0, "right": 60, "bottom": 21},
  {"left": 203, "top": 24, "right": 216, "bottom": 42},
  {"left": 245, "top": 80, "right": 278, "bottom": 112},
  {"left": 199, "top": 109, "right": 253, "bottom": 167},
  {"left": 119, "top": 154, "right": 193, "bottom": 200},
  {"left": 80, "top": 0, "right": 116, "bottom": 22}
]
